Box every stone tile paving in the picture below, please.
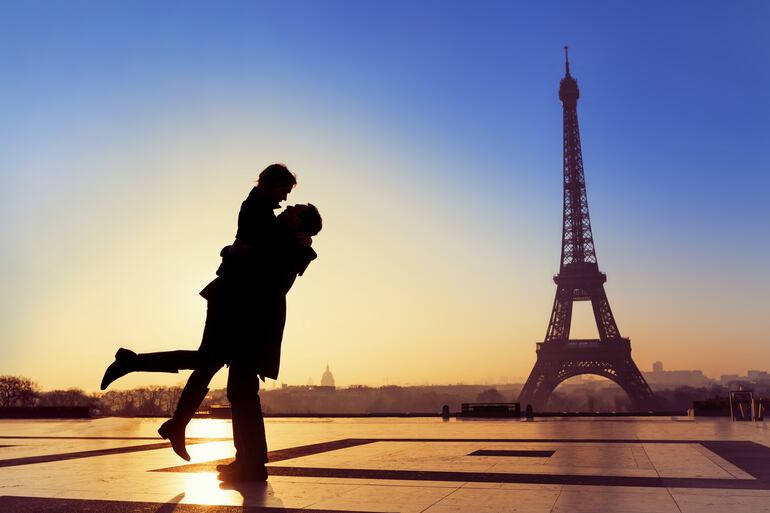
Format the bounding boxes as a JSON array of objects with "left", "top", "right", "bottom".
[{"left": 1, "top": 417, "right": 770, "bottom": 512}]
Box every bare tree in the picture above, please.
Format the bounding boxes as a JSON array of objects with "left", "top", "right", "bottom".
[
  {"left": 38, "top": 388, "right": 97, "bottom": 408},
  {"left": 96, "top": 386, "right": 184, "bottom": 416},
  {"left": 0, "top": 376, "right": 38, "bottom": 407}
]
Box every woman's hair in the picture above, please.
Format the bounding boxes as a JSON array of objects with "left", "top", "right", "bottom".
[
  {"left": 258, "top": 163, "right": 297, "bottom": 188},
  {"left": 298, "top": 204, "right": 322, "bottom": 236}
]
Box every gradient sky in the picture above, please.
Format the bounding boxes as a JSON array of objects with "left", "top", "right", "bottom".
[{"left": 1, "top": 1, "right": 768, "bottom": 392}]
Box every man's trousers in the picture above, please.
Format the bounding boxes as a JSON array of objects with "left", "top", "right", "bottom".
[{"left": 226, "top": 361, "right": 268, "bottom": 467}]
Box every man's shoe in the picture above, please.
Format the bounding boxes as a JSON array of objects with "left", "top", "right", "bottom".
[
  {"left": 217, "top": 464, "right": 268, "bottom": 482},
  {"left": 216, "top": 460, "right": 240, "bottom": 473},
  {"left": 157, "top": 418, "right": 190, "bottom": 461},
  {"left": 100, "top": 348, "right": 136, "bottom": 390}
]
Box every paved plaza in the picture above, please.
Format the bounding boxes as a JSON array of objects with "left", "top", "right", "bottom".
[{"left": 2, "top": 417, "right": 770, "bottom": 512}]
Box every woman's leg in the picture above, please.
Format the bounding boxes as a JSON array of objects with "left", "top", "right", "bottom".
[
  {"left": 100, "top": 349, "right": 205, "bottom": 390},
  {"left": 158, "top": 362, "right": 222, "bottom": 461},
  {"left": 132, "top": 350, "right": 203, "bottom": 370}
]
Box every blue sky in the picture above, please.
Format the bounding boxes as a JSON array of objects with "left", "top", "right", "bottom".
[{"left": 1, "top": 1, "right": 768, "bottom": 390}]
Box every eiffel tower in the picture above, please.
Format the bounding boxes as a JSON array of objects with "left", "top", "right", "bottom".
[{"left": 518, "top": 49, "right": 655, "bottom": 411}]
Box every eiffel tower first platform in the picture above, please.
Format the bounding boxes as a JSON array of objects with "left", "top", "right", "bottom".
[{"left": 518, "top": 49, "right": 655, "bottom": 411}]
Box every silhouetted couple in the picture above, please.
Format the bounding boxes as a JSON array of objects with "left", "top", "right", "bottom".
[{"left": 100, "top": 164, "right": 322, "bottom": 482}]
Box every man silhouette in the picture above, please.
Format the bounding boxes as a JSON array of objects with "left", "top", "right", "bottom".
[
  {"left": 207, "top": 201, "right": 321, "bottom": 482},
  {"left": 101, "top": 164, "right": 322, "bottom": 481}
]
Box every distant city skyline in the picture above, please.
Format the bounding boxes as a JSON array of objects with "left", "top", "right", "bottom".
[
  {"left": 1, "top": 1, "right": 768, "bottom": 392},
  {"left": 15, "top": 360, "right": 770, "bottom": 392}
]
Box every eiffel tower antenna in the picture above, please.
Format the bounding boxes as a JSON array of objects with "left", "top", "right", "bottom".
[
  {"left": 564, "top": 45, "right": 570, "bottom": 75},
  {"left": 517, "top": 51, "right": 655, "bottom": 412}
]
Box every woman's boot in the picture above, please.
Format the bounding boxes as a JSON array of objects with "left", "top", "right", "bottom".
[
  {"left": 100, "top": 348, "right": 143, "bottom": 390},
  {"left": 158, "top": 380, "right": 210, "bottom": 461}
]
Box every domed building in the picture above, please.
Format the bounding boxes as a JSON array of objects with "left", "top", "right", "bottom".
[{"left": 320, "top": 363, "right": 335, "bottom": 389}]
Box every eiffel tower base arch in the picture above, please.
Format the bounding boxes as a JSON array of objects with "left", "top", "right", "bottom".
[{"left": 518, "top": 338, "right": 656, "bottom": 412}]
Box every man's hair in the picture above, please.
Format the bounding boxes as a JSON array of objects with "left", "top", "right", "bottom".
[
  {"left": 299, "top": 204, "right": 322, "bottom": 236},
  {"left": 258, "top": 163, "right": 297, "bottom": 188}
]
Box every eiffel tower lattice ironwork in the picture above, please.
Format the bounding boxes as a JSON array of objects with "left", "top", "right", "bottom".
[{"left": 518, "top": 49, "right": 655, "bottom": 411}]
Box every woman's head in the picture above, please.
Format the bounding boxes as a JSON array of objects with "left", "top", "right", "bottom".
[{"left": 256, "top": 163, "right": 297, "bottom": 204}]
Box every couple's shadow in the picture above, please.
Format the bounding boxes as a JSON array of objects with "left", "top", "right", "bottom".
[{"left": 155, "top": 483, "right": 286, "bottom": 512}]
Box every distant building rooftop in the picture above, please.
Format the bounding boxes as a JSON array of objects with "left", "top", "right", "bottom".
[{"left": 320, "top": 363, "right": 335, "bottom": 388}]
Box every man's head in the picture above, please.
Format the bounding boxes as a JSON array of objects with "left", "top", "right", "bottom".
[
  {"left": 256, "top": 163, "right": 297, "bottom": 205},
  {"left": 279, "top": 204, "right": 322, "bottom": 236}
]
